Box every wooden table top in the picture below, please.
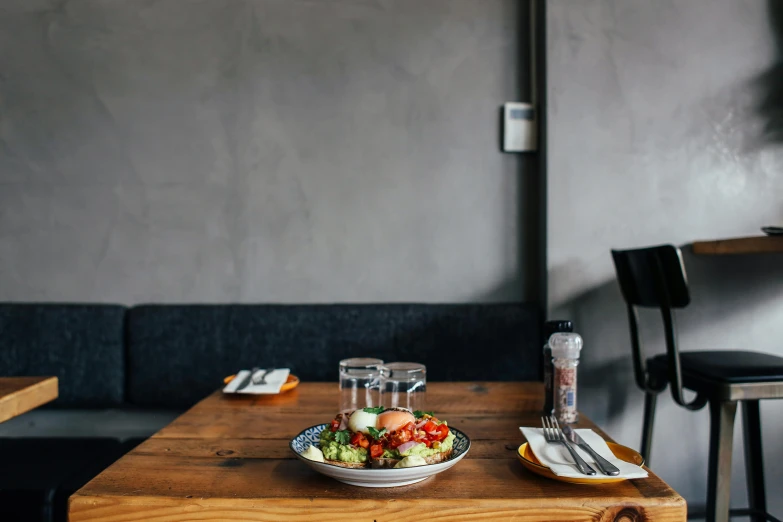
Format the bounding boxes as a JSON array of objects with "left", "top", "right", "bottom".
[
  {"left": 0, "top": 376, "right": 58, "bottom": 424},
  {"left": 693, "top": 235, "right": 783, "bottom": 255},
  {"left": 70, "top": 382, "right": 685, "bottom": 521}
]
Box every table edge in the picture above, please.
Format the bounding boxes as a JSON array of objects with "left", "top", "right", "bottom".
[{"left": 0, "top": 376, "right": 59, "bottom": 423}]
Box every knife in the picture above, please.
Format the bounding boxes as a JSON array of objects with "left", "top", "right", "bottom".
[
  {"left": 235, "top": 367, "right": 259, "bottom": 391},
  {"left": 562, "top": 425, "right": 621, "bottom": 476}
]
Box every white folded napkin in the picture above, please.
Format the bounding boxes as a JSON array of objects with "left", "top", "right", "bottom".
[
  {"left": 223, "top": 368, "right": 291, "bottom": 394},
  {"left": 520, "top": 427, "right": 648, "bottom": 479}
]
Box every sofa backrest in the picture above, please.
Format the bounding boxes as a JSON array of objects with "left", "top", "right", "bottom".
[
  {"left": 125, "top": 303, "right": 540, "bottom": 408},
  {"left": 0, "top": 302, "right": 542, "bottom": 410},
  {"left": 0, "top": 304, "right": 126, "bottom": 407}
]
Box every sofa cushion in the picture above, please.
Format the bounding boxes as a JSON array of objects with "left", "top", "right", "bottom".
[
  {"left": 126, "top": 303, "right": 540, "bottom": 408},
  {"left": 0, "top": 304, "right": 126, "bottom": 407}
]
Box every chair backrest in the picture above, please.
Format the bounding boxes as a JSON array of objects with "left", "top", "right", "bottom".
[
  {"left": 610, "top": 245, "right": 706, "bottom": 410},
  {"left": 611, "top": 245, "right": 690, "bottom": 309}
]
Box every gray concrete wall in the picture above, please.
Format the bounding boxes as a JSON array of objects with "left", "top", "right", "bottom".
[
  {"left": 548, "top": 0, "right": 783, "bottom": 514},
  {"left": 0, "top": 0, "right": 533, "bottom": 304}
]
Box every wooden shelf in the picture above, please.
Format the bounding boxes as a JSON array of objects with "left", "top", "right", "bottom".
[{"left": 692, "top": 236, "right": 783, "bottom": 255}]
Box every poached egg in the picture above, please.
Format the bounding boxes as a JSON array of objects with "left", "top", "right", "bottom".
[
  {"left": 347, "top": 407, "right": 415, "bottom": 435},
  {"left": 377, "top": 408, "right": 415, "bottom": 433}
]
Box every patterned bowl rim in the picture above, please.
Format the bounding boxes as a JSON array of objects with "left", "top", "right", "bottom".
[{"left": 289, "top": 423, "right": 471, "bottom": 470}]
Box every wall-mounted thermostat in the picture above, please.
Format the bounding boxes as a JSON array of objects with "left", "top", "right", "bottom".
[{"left": 503, "top": 102, "right": 537, "bottom": 153}]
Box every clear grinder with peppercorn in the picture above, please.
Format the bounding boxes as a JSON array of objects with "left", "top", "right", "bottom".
[
  {"left": 542, "top": 320, "right": 573, "bottom": 416},
  {"left": 549, "top": 332, "right": 583, "bottom": 424}
]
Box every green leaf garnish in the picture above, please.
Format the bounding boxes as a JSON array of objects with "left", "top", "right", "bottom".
[
  {"left": 334, "top": 430, "right": 351, "bottom": 445},
  {"left": 366, "top": 426, "right": 388, "bottom": 440},
  {"left": 362, "top": 406, "right": 385, "bottom": 414},
  {"left": 413, "top": 410, "right": 434, "bottom": 419}
]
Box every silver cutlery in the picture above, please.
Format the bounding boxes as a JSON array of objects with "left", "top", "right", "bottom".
[
  {"left": 236, "top": 367, "right": 259, "bottom": 391},
  {"left": 562, "top": 424, "right": 620, "bottom": 476},
  {"left": 253, "top": 368, "right": 275, "bottom": 385},
  {"left": 541, "top": 416, "right": 596, "bottom": 476}
]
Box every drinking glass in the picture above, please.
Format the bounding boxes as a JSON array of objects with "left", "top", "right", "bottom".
[
  {"left": 338, "top": 358, "right": 383, "bottom": 413},
  {"left": 380, "top": 362, "right": 426, "bottom": 411}
]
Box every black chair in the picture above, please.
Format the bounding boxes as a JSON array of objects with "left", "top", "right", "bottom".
[{"left": 611, "top": 244, "right": 783, "bottom": 522}]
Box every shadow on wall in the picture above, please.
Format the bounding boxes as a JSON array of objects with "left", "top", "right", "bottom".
[
  {"left": 554, "top": 245, "right": 783, "bottom": 426},
  {"left": 754, "top": 0, "right": 783, "bottom": 145}
]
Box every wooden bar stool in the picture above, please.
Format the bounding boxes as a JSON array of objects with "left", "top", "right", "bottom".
[{"left": 611, "top": 244, "right": 783, "bottom": 522}]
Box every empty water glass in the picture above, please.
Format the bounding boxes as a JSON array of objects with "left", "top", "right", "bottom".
[
  {"left": 380, "top": 362, "right": 426, "bottom": 412},
  {"left": 339, "top": 358, "right": 383, "bottom": 413}
]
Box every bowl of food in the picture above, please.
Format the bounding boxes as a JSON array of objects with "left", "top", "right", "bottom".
[{"left": 290, "top": 407, "right": 470, "bottom": 487}]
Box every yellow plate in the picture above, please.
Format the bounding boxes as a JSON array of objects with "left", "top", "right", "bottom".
[
  {"left": 517, "top": 441, "right": 645, "bottom": 485},
  {"left": 280, "top": 374, "right": 300, "bottom": 393},
  {"left": 222, "top": 373, "right": 300, "bottom": 393}
]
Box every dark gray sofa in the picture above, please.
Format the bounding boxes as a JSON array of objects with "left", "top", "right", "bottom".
[{"left": 0, "top": 302, "right": 540, "bottom": 521}]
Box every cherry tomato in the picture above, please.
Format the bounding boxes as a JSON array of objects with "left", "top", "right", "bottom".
[
  {"left": 389, "top": 429, "right": 413, "bottom": 448},
  {"left": 330, "top": 419, "right": 340, "bottom": 432},
  {"left": 423, "top": 420, "right": 439, "bottom": 435},
  {"left": 434, "top": 424, "right": 450, "bottom": 441},
  {"left": 416, "top": 429, "right": 433, "bottom": 445},
  {"left": 350, "top": 432, "right": 369, "bottom": 448},
  {"left": 370, "top": 444, "right": 384, "bottom": 459}
]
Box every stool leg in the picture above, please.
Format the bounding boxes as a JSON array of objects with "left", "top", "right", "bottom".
[
  {"left": 641, "top": 391, "right": 657, "bottom": 464},
  {"left": 706, "top": 400, "right": 738, "bottom": 522},
  {"left": 742, "top": 400, "right": 766, "bottom": 522}
]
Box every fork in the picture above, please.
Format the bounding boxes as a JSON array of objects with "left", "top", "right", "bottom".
[
  {"left": 541, "top": 416, "right": 596, "bottom": 476},
  {"left": 252, "top": 368, "right": 275, "bottom": 385}
]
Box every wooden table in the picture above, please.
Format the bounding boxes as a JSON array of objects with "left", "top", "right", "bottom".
[
  {"left": 0, "top": 376, "right": 58, "bottom": 423},
  {"left": 693, "top": 235, "right": 783, "bottom": 255},
  {"left": 70, "top": 382, "right": 686, "bottom": 521}
]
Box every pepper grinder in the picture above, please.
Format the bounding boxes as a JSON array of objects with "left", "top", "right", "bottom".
[
  {"left": 542, "top": 320, "right": 573, "bottom": 416},
  {"left": 549, "top": 332, "right": 583, "bottom": 424}
]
